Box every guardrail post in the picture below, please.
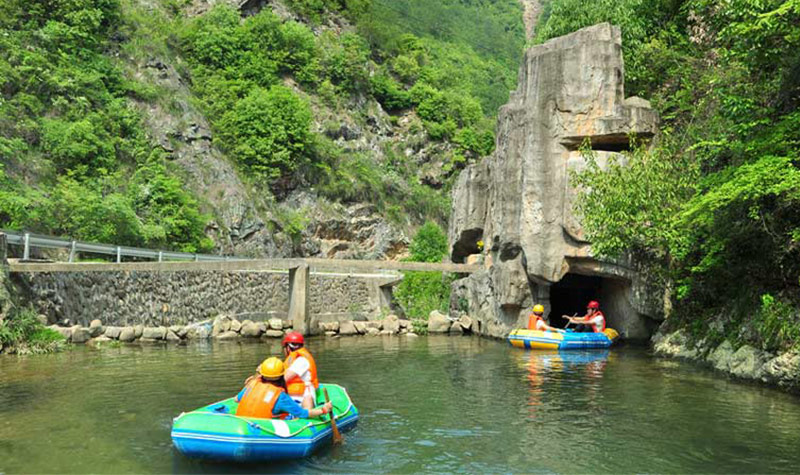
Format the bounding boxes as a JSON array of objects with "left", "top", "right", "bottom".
[
  {"left": 0, "top": 232, "right": 7, "bottom": 266},
  {"left": 288, "top": 264, "right": 310, "bottom": 336},
  {"left": 68, "top": 240, "right": 77, "bottom": 262},
  {"left": 194, "top": 254, "right": 199, "bottom": 262},
  {"left": 22, "top": 232, "right": 30, "bottom": 260},
  {"left": 116, "top": 246, "right": 121, "bottom": 263},
  {"left": 158, "top": 251, "right": 163, "bottom": 262}
]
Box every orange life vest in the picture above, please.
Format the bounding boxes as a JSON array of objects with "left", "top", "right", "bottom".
[
  {"left": 589, "top": 311, "right": 606, "bottom": 333},
  {"left": 527, "top": 314, "right": 545, "bottom": 331},
  {"left": 235, "top": 379, "right": 285, "bottom": 419},
  {"left": 284, "top": 347, "right": 319, "bottom": 396}
]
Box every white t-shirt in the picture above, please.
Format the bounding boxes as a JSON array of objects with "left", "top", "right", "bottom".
[
  {"left": 535, "top": 319, "right": 548, "bottom": 331},
  {"left": 287, "top": 356, "right": 313, "bottom": 402},
  {"left": 588, "top": 314, "right": 605, "bottom": 331}
]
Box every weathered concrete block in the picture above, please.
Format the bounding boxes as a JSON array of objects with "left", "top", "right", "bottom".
[
  {"left": 353, "top": 321, "right": 367, "bottom": 334},
  {"left": 142, "top": 327, "right": 167, "bottom": 340},
  {"left": 104, "top": 326, "right": 122, "bottom": 339},
  {"left": 339, "top": 321, "right": 357, "bottom": 335},
  {"left": 71, "top": 326, "right": 91, "bottom": 343},
  {"left": 366, "top": 321, "right": 382, "bottom": 330},
  {"left": 119, "top": 327, "right": 136, "bottom": 342}
]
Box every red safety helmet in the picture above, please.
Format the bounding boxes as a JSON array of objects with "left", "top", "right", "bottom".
[
  {"left": 587, "top": 300, "right": 600, "bottom": 309},
  {"left": 282, "top": 331, "right": 304, "bottom": 347}
]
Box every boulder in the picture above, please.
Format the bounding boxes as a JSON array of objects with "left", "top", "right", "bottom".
[
  {"left": 212, "top": 315, "right": 232, "bottom": 336},
  {"left": 320, "top": 321, "right": 340, "bottom": 332},
  {"left": 89, "top": 335, "right": 112, "bottom": 344},
  {"left": 406, "top": 333, "right": 419, "bottom": 338},
  {"left": 379, "top": 330, "right": 394, "bottom": 336},
  {"left": 283, "top": 320, "right": 293, "bottom": 329},
  {"left": 325, "top": 331, "right": 337, "bottom": 337},
  {"left": 177, "top": 326, "right": 190, "bottom": 338},
  {"left": 339, "top": 321, "right": 357, "bottom": 335},
  {"left": 187, "top": 325, "right": 209, "bottom": 339},
  {"left": 265, "top": 330, "right": 284, "bottom": 338},
  {"left": 367, "top": 327, "right": 380, "bottom": 336},
  {"left": 104, "top": 326, "right": 122, "bottom": 339},
  {"left": 169, "top": 325, "right": 183, "bottom": 335},
  {"left": 269, "top": 319, "right": 283, "bottom": 331},
  {"left": 133, "top": 324, "right": 144, "bottom": 339},
  {"left": 241, "top": 320, "right": 263, "bottom": 338},
  {"left": 50, "top": 325, "right": 73, "bottom": 341},
  {"left": 353, "top": 321, "right": 367, "bottom": 334},
  {"left": 450, "top": 321, "right": 464, "bottom": 334},
  {"left": 707, "top": 340, "right": 735, "bottom": 372},
  {"left": 764, "top": 351, "right": 800, "bottom": 390},
  {"left": 230, "top": 319, "right": 242, "bottom": 333},
  {"left": 142, "top": 326, "right": 167, "bottom": 340},
  {"left": 71, "top": 326, "right": 91, "bottom": 344},
  {"left": 428, "top": 311, "right": 451, "bottom": 333},
  {"left": 366, "top": 321, "right": 383, "bottom": 330},
  {"left": 399, "top": 319, "right": 410, "bottom": 330},
  {"left": 166, "top": 330, "right": 181, "bottom": 342},
  {"left": 383, "top": 315, "right": 400, "bottom": 334},
  {"left": 37, "top": 314, "right": 49, "bottom": 326},
  {"left": 457, "top": 315, "right": 473, "bottom": 333},
  {"left": 257, "top": 322, "right": 268, "bottom": 334},
  {"left": 215, "top": 330, "right": 239, "bottom": 340},
  {"left": 89, "top": 319, "right": 103, "bottom": 337},
  {"left": 729, "top": 345, "right": 767, "bottom": 380},
  {"left": 118, "top": 327, "right": 136, "bottom": 342}
]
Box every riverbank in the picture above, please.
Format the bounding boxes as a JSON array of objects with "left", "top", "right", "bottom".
[
  {"left": 40, "top": 310, "right": 476, "bottom": 346},
  {"left": 653, "top": 329, "right": 800, "bottom": 394}
]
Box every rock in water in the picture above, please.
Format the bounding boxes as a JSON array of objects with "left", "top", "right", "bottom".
[
  {"left": 383, "top": 315, "right": 400, "bottom": 334},
  {"left": 71, "top": 327, "right": 91, "bottom": 343},
  {"left": 428, "top": 311, "right": 451, "bottom": 333},
  {"left": 269, "top": 319, "right": 283, "bottom": 331},
  {"left": 119, "top": 327, "right": 136, "bottom": 342},
  {"left": 339, "top": 321, "right": 357, "bottom": 335},
  {"left": 241, "top": 320, "right": 263, "bottom": 338}
]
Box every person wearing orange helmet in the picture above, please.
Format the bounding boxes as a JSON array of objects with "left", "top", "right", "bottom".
[
  {"left": 282, "top": 332, "right": 319, "bottom": 410},
  {"left": 527, "top": 304, "right": 564, "bottom": 333},
  {"left": 234, "top": 357, "right": 331, "bottom": 420},
  {"left": 564, "top": 300, "right": 606, "bottom": 333}
]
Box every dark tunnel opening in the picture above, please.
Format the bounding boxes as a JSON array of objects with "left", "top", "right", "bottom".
[{"left": 548, "top": 273, "right": 603, "bottom": 329}]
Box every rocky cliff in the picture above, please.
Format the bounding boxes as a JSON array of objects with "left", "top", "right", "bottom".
[{"left": 449, "top": 24, "right": 661, "bottom": 339}]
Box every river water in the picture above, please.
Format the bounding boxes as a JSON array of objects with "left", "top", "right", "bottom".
[{"left": 2, "top": 335, "right": 800, "bottom": 473}]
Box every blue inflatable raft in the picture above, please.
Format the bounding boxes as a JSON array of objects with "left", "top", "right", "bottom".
[
  {"left": 507, "top": 328, "right": 619, "bottom": 350},
  {"left": 171, "top": 383, "right": 358, "bottom": 462}
]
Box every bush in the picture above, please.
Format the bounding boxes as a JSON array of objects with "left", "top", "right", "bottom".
[
  {"left": 217, "top": 86, "right": 313, "bottom": 182},
  {"left": 395, "top": 222, "right": 452, "bottom": 320},
  {"left": 0, "top": 307, "right": 65, "bottom": 355}
]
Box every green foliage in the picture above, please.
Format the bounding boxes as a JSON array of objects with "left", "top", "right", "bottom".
[
  {"left": 0, "top": 0, "right": 211, "bottom": 251},
  {"left": 408, "top": 221, "right": 448, "bottom": 263},
  {"left": 566, "top": 0, "right": 800, "bottom": 347},
  {"left": 0, "top": 307, "right": 65, "bottom": 355},
  {"left": 395, "top": 221, "right": 452, "bottom": 319},
  {"left": 217, "top": 86, "right": 313, "bottom": 182}
]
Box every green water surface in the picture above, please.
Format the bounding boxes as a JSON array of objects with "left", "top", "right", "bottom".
[{"left": 1, "top": 336, "right": 799, "bottom": 473}]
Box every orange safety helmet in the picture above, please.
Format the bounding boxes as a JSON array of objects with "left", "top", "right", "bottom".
[
  {"left": 282, "top": 331, "right": 304, "bottom": 347},
  {"left": 587, "top": 300, "right": 600, "bottom": 309}
]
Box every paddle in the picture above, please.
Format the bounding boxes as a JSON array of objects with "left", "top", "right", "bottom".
[{"left": 323, "top": 388, "right": 343, "bottom": 445}]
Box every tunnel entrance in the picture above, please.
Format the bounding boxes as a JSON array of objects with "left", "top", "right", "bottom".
[{"left": 548, "top": 273, "right": 603, "bottom": 329}]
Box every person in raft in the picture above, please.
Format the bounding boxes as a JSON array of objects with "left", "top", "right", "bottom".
[
  {"left": 527, "top": 304, "right": 564, "bottom": 333},
  {"left": 564, "top": 300, "right": 606, "bottom": 333},
  {"left": 282, "top": 332, "right": 319, "bottom": 410},
  {"left": 235, "top": 357, "right": 331, "bottom": 420}
]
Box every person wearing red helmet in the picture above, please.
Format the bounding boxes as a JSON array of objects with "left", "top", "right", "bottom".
[
  {"left": 282, "top": 332, "right": 319, "bottom": 410},
  {"left": 564, "top": 300, "right": 606, "bottom": 333}
]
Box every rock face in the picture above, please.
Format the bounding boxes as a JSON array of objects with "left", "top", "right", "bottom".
[{"left": 448, "top": 23, "right": 660, "bottom": 340}]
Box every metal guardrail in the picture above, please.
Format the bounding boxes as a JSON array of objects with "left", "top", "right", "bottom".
[{"left": 0, "top": 229, "right": 241, "bottom": 263}]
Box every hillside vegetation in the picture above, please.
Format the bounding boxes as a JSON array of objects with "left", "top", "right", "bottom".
[
  {"left": 0, "top": 0, "right": 524, "bottom": 253},
  {"left": 542, "top": 0, "right": 800, "bottom": 351}
]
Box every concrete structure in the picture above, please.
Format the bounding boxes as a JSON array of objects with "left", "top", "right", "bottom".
[
  {"left": 7, "top": 258, "right": 477, "bottom": 335},
  {"left": 448, "top": 24, "right": 662, "bottom": 340}
]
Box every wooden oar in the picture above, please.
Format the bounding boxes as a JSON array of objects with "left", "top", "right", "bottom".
[{"left": 323, "top": 388, "right": 343, "bottom": 445}]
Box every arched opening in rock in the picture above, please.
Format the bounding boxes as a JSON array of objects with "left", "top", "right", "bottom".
[
  {"left": 548, "top": 273, "right": 603, "bottom": 328},
  {"left": 451, "top": 229, "right": 484, "bottom": 263}
]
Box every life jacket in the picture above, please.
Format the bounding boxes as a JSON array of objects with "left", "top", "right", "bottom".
[
  {"left": 284, "top": 347, "right": 319, "bottom": 396},
  {"left": 589, "top": 311, "right": 606, "bottom": 333},
  {"left": 235, "top": 379, "right": 286, "bottom": 419},
  {"left": 527, "top": 314, "right": 546, "bottom": 331}
]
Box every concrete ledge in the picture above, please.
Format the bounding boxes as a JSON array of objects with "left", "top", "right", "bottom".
[{"left": 8, "top": 258, "right": 480, "bottom": 274}]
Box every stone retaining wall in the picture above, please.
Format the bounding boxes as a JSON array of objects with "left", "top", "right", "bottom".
[{"left": 18, "top": 270, "right": 385, "bottom": 328}]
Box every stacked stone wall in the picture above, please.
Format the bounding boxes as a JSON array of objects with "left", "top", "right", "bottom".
[{"left": 19, "top": 270, "right": 380, "bottom": 327}]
